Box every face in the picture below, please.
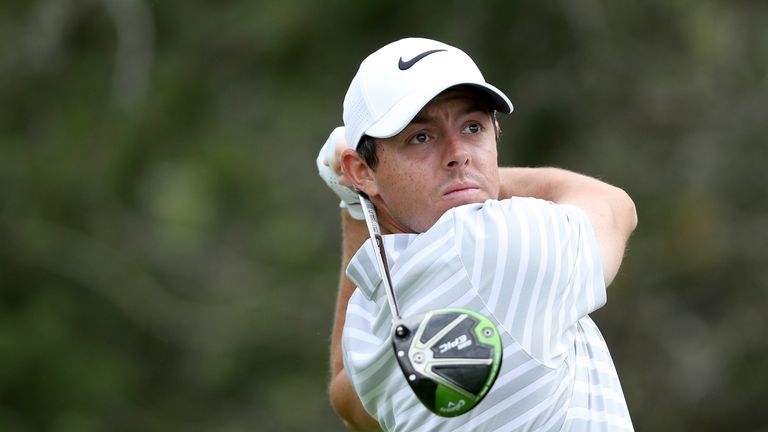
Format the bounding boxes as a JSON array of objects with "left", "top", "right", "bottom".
[{"left": 361, "top": 89, "right": 500, "bottom": 233}]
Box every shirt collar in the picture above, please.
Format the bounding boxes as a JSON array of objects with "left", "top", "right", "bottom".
[{"left": 346, "top": 233, "right": 416, "bottom": 301}]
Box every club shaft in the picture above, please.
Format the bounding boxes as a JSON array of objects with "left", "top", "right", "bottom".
[{"left": 359, "top": 194, "right": 401, "bottom": 320}]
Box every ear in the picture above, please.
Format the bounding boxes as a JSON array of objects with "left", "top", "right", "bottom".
[{"left": 341, "top": 149, "right": 379, "bottom": 197}]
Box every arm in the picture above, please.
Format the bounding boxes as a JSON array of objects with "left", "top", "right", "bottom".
[
  {"left": 498, "top": 167, "right": 637, "bottom": 286},
  {"left": 318, "top": 126, "right": 381, "bottom": 430},
  {"left": 328, "top": 210, "right": 382, "bottom": 432}
]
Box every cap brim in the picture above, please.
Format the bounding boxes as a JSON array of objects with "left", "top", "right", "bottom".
[{"left": 365, "top": 82, "right": 513, "bottom": 140}]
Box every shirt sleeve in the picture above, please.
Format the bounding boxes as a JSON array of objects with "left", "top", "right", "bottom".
[{"left": 454, "top": 197, "right": 606, "bottom": 367}]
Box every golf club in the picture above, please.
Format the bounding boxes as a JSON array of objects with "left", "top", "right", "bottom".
[{"left": 359, "top": 193, "right": 503, "bottom": 417}]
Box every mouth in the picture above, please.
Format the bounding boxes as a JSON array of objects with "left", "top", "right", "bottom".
[{"left": 442, "top": 182, "right": 482, "bottom": 200}]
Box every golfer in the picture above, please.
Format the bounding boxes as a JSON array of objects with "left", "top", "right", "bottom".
[{"left": 317, "top": 37, "right": 637, "bottom": 431}]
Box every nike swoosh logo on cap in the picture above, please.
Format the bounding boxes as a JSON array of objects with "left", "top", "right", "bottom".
[{"left": 398, "top": 49, "right": 447, "bottom": 70}]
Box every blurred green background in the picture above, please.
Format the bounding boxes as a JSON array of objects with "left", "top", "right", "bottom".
[{"left": 1, "top": 0, "right": 766, "bottom": 431}]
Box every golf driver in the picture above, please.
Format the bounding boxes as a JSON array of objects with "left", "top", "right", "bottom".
[{"left": 359, "top": 193, "right": 503, "bottom": 417}]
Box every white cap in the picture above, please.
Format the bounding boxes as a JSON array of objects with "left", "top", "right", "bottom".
[{"left": 342, "top": 37, "right": 513, "bottom": 150}]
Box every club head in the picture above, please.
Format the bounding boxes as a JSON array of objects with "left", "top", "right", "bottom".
[{"left": 391, "top": 308, "right": 503, "bottom": 417}]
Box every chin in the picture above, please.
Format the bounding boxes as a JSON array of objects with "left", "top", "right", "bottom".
[{"left": 437, "top": 198, "right": 478, "bottom": 219}]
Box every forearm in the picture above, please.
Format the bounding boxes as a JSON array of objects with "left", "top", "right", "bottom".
[
  {"left": 330, "top": 211, "right": 369, "bottom": 374},
  {"left": 499, "top": 167, "right": 610, "bottom": 201},
  {"left": 330, "top": 369, "right": 382, "bottom": 432},
  {"left": 329, "top": 210, "right": 379, "bottom": 430},
  {"left": 499, "top": 167, "right": 634, "bottom": 218},
  {"left": 498, "top": 167, "right": 638, "bottom": 285}
]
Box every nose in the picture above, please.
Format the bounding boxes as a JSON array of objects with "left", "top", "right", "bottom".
[{"left": 445, "top": 135, "right": 470, "bottom": 169}]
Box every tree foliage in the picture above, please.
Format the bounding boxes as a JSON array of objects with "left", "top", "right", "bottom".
[{"left": 1, "top": 0, "right": 766, "bottom": 430}]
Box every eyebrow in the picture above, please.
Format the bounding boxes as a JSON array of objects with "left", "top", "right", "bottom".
[{"left": 410, "top": 102, "right": 490, "bottom": 125}]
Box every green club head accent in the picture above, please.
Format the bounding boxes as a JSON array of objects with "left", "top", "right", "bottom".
[{"left": 391, "top": 308, "right": 503, "bottom": 417}]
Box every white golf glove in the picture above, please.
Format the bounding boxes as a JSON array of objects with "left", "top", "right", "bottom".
[{"left": 316, "top": 126, "right": 364, "bottom": 220}]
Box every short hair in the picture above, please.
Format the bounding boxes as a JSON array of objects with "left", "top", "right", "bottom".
[
  {"left": 356, "top": 135, "right": 379, "bottom": 169},
  {"left": 356, "top": 85, "right": 501, "bottom": 170}
]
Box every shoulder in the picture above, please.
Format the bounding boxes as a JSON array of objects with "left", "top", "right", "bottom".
[
  {"left": 451, "top": 197, "right": 567, "bottom": 218},
  {"left": 449, "top": 197, "right": 591, "bottom": 235},
  {"left": 449, "top": 198, "right": 599, "bottom": 274}
]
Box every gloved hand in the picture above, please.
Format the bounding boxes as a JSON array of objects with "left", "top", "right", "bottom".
[{"left": 316, "top": 126, "right": 364, "bottom": 220}]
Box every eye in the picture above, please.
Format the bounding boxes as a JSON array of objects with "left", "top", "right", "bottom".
[
  {"left": 408, "top": 132, "right": 430, "bottom": 145},
  {"left": 462, "top": 122, "right": 483, "bottom": 134}
]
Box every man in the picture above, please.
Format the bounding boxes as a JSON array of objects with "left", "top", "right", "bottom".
[{"left": 317, "top": 37, "right": 637, "bottom": 431}]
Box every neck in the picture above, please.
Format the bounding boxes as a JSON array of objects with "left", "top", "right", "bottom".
[{"left": 373, "top": 200, "right": 415, "bottom": 235}]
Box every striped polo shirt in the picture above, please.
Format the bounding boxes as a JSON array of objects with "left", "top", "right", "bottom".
[{"left": 343, "top": 197, "right": 633, "bottom": 431}]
